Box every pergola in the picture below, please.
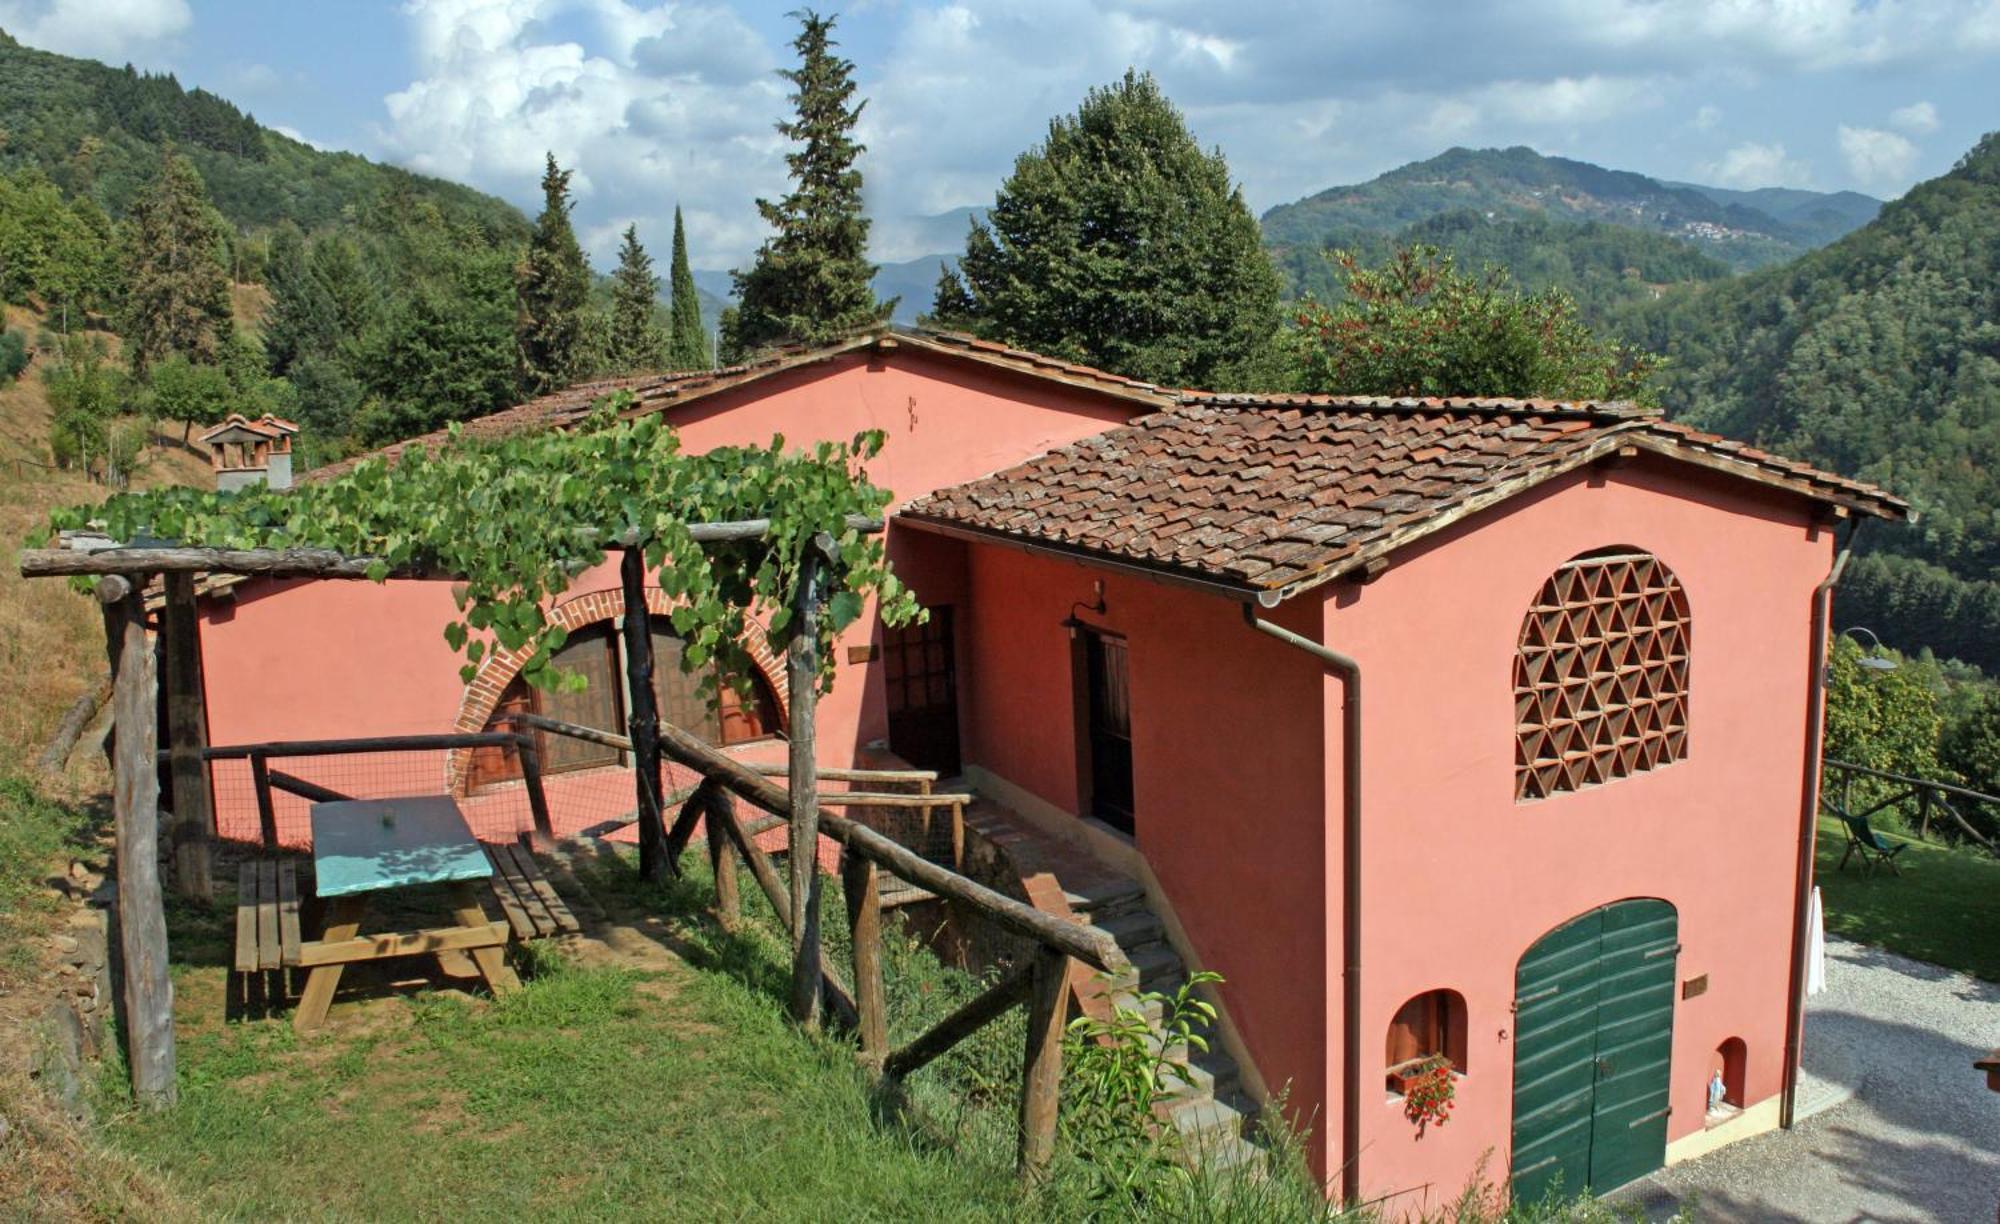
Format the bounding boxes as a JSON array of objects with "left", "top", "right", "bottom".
[
  {"left": 18, "top": 521, "right": 1117, "bottom": 1174},
  {"left": 19, "top": 516, "right": 877, "bottom": 1102}
]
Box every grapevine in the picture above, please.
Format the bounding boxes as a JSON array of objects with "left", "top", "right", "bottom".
[{"left": 42, "top": 397, "right": 922, "bottom": 695}]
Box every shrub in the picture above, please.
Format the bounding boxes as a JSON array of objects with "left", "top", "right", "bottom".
[{"left": 0, "top": 328, "right": 27, "bottom": 381}]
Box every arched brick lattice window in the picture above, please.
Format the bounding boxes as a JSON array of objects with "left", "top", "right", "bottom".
[{"left": 1514, "top": 549, "right": 1690, "bottom": 801}]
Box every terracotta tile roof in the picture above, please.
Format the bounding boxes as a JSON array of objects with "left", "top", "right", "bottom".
[{"left": 899, "top": 395, "right": 1909, "bottom": 601}]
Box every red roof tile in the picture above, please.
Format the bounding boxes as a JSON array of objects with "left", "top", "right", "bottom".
[{"left": 900, "top": 395, "right": 1908, "bottom": 600}]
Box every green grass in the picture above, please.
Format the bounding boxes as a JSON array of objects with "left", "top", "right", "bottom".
[
  {"left": 1815, "top": 814, "right": 2000, "bottom": 980},
  {"left": 0, "top": 772, "right": 97, "bottom": 981},
  {"left": 102, "top": 852, "right": 1045, "bottom": 1220}
]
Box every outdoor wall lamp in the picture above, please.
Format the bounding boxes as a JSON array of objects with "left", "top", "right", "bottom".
[
  {"left": 1839, "top": 626, "right": 1899, "bottom": 672},
  {"left": 1060, "top": 581, "right": 1108, "bottom": 638}
]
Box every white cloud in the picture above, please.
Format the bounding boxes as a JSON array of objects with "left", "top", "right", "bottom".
[
  {"left": 1838, "top": 124, "right": 1919, "bottom": 187},
  {"left": 1890, "top": 100, "right": 1939, "bottom": 133},
  {"left": 1699, "top": 141, "right": 1815, "bottom": 188},
  {"left": 0, "top": 0, "right": 190, "bottom": 62},
  {"left": 376, "top": 0, "right": 788, "bottom": 272},
  {"left": 1694, "top": 104, "right": 1722, "bottom": 131}
]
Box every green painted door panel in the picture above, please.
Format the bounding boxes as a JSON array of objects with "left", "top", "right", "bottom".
[
  {"left": 1509, "top": 900, "right": 1678, "bottom": 1206},
  {"left": 1508, "top": 909, "right": 1603, "bottom": 1205},
  {"left": 1588, "top": 900, "right": 1678, "bottom": 1193}
]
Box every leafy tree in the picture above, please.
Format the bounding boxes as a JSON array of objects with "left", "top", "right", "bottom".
[
  {"left": 1942, "top": 689, "right": 2000, "bottom": 815},
  {"left": 120, "top": 148, "right": 231, "bottom": 374},
  {"left": 43, "top": 331, "right": 129, "bottom": 479},
  {"left": 1823, "top": 637, "right": 1945, "bottom": 783},
  {"left": 722, "top": 10, "right": 888, "bottom": 359},
  {"left": 0, "top": 329, "right": 28, "bottom": 381},
  {"left": 607, "top": 223, "right": 664, "bottom": 373},
  {"left": 666, "top": 206, "right": 708, "bottom": 369},
  {"left": 515, "top": 152, "right": 593, "bottom": 395},
  {"left": 939, "top": 71, "right": 1284, "bottom": 390},
  {"left": 1292, "top": 245, "right": 1661, "bottom": 401}
]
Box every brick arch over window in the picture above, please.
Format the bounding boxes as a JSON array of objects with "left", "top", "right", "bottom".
[
  {"left": 446, "top": 586, "right": 789, "bottom": 794},
  {"left": 1515, "top": 548, "right": 1690, "bottom": 801}
]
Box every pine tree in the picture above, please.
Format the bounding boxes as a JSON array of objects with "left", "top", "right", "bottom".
[
  {"left": 515, "top": 152, "right": 592, "bottom": 395},
  {"left": 722, "top": 10, "right": 888, "bottom": 360},
  {"left": 608, "top": 224, "right": 664, "bottom": 373},
  {"left": 948, "top": 71, "right": 1284, "bottom": 390},
  {"left": 121, "top": 148, "right": 231, "bottom": 375},
  {"left": 667, "top": 206, "right": 709, "bottom": 369},
  {"left": 923, "top": 261, "right": 973, "bottom": 329}
]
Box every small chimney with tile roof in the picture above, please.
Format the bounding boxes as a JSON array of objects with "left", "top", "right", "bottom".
[{"left": 196, "top": 413, "right": 301, "bottom": 491}]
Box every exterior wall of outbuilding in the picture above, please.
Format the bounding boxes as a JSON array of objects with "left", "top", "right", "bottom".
[
  {"left": 1318, "top": 456, "right": 1830, "bottom": 1209},
  {"left": 196, "top": 351, "right": 1139, "bottom": 837}
]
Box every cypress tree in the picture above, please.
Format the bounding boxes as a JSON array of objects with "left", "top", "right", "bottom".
[
  {"left": 923, "top": 260, "right": 973, "bottom": 329},
  {"left": 515, "top": 152, "right": 592, "bottom": 395},
  {"left": 122, "top": 148, "right": 231, "bottom": 375},
  {"left": 667, "top": 206, "right": 708, "bottom": 369},
  {"left": 947, "top": 71, "right": 1284, "bottom": 390},
  {"left": 722, "top": 10, "right": 888, "bottom": 360},
  {"left": 608, "top": 223, "right": 664, "bottom": 373}
]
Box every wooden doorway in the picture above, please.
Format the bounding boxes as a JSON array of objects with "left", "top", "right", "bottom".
[
  {"left": 1082, "top": 629, "right": 1134, "bottom": 835},
  {"left": 1509, "top": 898, "right": 1678, "bottom": 1202},
  {"left": 884, "top": 606, "right": 961, "bottom": 775}
]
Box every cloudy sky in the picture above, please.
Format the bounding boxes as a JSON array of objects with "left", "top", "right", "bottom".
[{"left": 1, "top": 0, "right": 1995, "bottom": 272}]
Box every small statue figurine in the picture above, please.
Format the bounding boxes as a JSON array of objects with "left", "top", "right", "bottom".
[{"left": 1708, "top": 1068, "right": 1727, "bottom": 1112}]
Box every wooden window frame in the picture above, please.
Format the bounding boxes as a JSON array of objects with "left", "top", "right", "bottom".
[{"left": 1386, "top": 988, "right": 1468, "bottom": 1085}]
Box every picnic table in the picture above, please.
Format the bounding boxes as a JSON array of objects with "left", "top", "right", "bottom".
[{"left": 293, "top": 795, "right": 518, "bottom": 1032}]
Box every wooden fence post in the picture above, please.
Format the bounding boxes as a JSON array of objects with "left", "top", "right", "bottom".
[
  {"left": 619, "top": 546, "right": 669, "bottom": 880},
  {"left": 843, "top": 850, "right": 887, "bottom": 1072},
  {"left": 1017, "top": 946, "right": 1070, "bottom": 1176},
  {"left": 705, "top": 790, "right": 739, "bottom": 930},
  {"left": 160, "top": 572, "right": 213, "bottom": 900},
  {"left": 787, "top": 544, "right": 824, "bottom": 1028},
  {"left": 104, "top": 574, "right": 177, "bottom": 1108},
  {"left": 250, "top": 751, "right": 278, "bottom": 850}
]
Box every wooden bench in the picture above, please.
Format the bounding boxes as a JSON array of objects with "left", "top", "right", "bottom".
[
  {"left": 482, "top": 841, "right": 582, "bottom": 941},
  {"left": 233, "top": 857, "right": 303, "bottom": 1008}
]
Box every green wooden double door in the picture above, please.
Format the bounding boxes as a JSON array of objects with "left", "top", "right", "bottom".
[{"left": 1509, "top": 899, "right": 1678, "bottom": 1204}]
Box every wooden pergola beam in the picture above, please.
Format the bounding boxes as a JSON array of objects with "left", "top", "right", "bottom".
[{"left": 17, "top": 515, "right": 884, "bottom": 579}]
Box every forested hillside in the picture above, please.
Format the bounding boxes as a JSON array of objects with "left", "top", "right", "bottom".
[
  {"left": 1615, "top": 133, "right": 2000, "bottom": 668},
  {"left": 1281, "top": 208, "right": 1738, "bottom": 323},
  {"left": 0, "top": 30, "right": 526, "bottom": 239},
  {"left": 0, "top": 32, "right": 735, "bottom": 470}
]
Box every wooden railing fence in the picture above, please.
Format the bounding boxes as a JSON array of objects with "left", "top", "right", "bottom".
[
  {"left": 167, "top": 732, "right": 556, "bottom": 850},
  {"left": 509, "top": 709, "right": 1120, "bottom": 1174},
  {"left": 1823, "top": 758, "right": 1999, "bottom": 855}
]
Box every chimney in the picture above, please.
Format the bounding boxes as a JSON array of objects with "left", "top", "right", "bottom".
[{"left": 197, "top": 414, "right": 300, "bottom": 491}]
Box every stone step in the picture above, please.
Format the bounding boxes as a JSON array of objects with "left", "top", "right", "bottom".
[
  {"left": 1167, "top": 1095, "right": 1245, "bottom": 1147},
  {"left": 1129, "top": 943, "right": 1185, "bottom": 992},
  {"left": 1179, "top": 1132, "right": 1264, "bottom": 1177},
  {"left": 1092, "top": 906, "right": 1166, "bottom": 952},
  {"left": 1063, "top": 874, "right": 1146, "bottom": 918}
]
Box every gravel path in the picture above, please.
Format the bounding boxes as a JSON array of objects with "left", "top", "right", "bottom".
[{"left": 1617, "top": 935, "right": 2000, "bottom": 1223}]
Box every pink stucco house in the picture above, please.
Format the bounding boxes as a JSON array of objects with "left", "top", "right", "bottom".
[{"left": 186, "top": 329, "right": 1905, "bottom": 1208}]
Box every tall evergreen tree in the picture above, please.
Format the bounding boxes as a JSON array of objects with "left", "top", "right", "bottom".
[
  {"left": 608, "top": 223, "right": 664, "bottom": 373},
  {"left": 722, "top": 10, "right": 888, "bottom": 360},
  {"left": 667, "top": 206, "right": 709, "bottom": 369},
  {"left": 121, "top": 148, "right": 231, "bottom": 374},
  {"left": 515, "top": 152, "right": 592, "bottom": 394},
  {"left": 939, "top": 71, "right": 1284, "bottom": 390}
]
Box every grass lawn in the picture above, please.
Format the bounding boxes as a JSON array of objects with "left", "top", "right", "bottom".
[
  {"left": 100, "top": 851, "right": 1043, "bottom": 1221},
  {"left": 1814, "top": 814, "right": 2000, "bottom": 981}
]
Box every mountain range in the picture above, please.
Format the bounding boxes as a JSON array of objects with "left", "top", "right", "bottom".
[{"left": 4, "top": 29, "right": 1991, "bottom": 666}]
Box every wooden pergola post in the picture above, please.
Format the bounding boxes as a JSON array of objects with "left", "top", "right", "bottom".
[
  {"left": 160, "top": 572, "right": 214, "bottom": 900},
  {"left": 619, "top": 545, "right": 669, "bottom": 881},
  {"left": 103, "top": 574, "right": 177, "bottom": 1107},
  {"left": 786, "top": 542, "right": 825, "bottom": 1028}
]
